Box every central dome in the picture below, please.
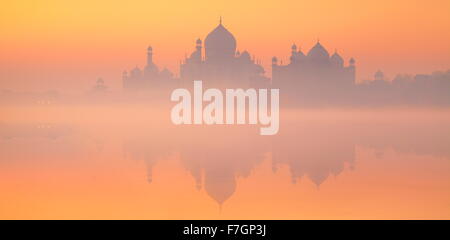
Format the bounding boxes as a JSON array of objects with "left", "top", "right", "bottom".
[
  {"left": 204, "top": 21, "right": 237, "bottom": 62},
  {"left": 307, "top": 42, "right": 330, "bottom": 61}
]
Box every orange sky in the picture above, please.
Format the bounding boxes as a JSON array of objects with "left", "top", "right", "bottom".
[{"left": 1, "top": 0, "right": 450, "bottom": 92}]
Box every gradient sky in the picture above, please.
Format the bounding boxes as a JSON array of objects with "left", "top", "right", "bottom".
[{"left": 1, "top": 0, "right": 450, "bottom": 92}]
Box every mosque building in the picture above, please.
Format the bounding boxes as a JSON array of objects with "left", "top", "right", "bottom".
[
  {"left": 122, "top": 46, "right": 174, "bottom": 90},
  {"left": 272, "top": 42, "right": 355, "bottom": 90}
]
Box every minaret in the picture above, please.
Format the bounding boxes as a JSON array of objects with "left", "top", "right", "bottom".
[
  {"left": 291, "top": 43, "right": 297, "bottom": 53},
  {"left": 272, "top": 56, "right": 278, "bottom": 81},
  {"left": 144, "top": 45, "right": 158, "bottom": 77},
  {"left": 349, "top": 57, "right": 355, "bottom": 66},
  {"left": 122, "top": 70, "right": 128, "bottom": 89},
  {"left": 272, "top": 56, "right": 278, "bottom": 66},
  {"left": 374, "top": 70, "right": 384, "bottom": 81},
  {"left": 195, "top": 38, "right": 202, "bottom": 62},
  {"left": 147, "top": 46, "right": 153, "bottom": 66},
  {"left": 290, "top": 43, "right": 297, "bottom": 64},
  {"left": 196, "top": 38, "right": 202, "bottom": 52},
  {"left": 348, "top": 57, "right": 356, "bottom": 83}
]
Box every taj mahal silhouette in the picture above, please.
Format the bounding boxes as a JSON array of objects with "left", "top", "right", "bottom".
[
  {"left": 122, "top": 18, "right": 355, "bottom": 91},
  {"left": 119, "top": 18, "right": 450, "bottom": 106}
]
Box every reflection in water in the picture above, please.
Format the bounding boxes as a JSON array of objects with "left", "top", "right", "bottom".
[
  {"left": 273, "top": 120, "right": 355, "bottom": 187},
  {"left": 0, "top": 123, "right": 73, "bottom": 140},
  {"left": 1, "top": 108, "right": 450, "bottom": 218}
]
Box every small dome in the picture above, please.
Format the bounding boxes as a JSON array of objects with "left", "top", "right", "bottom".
[
  {"left": 272, "top": 56, "right": 278, "bottom": 63},
  {"left": 147, "top": 46, "right": 152, "bottom": 51},
  {"left": 349, "top": 57, "right": 355, "bottom": 65},
  {"left": 204, "top": 22, "right": 237, "bottom": 61},
  {"left": 307, "top": 41, "right": 330, "bottom": 61},
  {"left": 374, "top": 70, "right": 384, "bottom": 80},
  {"left": 160, "top": 67, "right": 173, "bottom": 78},
  {"left": 189, "top": 51, "right": 198, "bottom": 58},
  {"left": 330, "top": 51, "right": 344, "bottom": 66},
  {"left": 196, "top": 38, "right": 202, "bottom": 44},
  {"left": 291, "top": 43, "right": 297, "bottom": 51},
  {"left": 131, "top": 66, "right": 142, "bottom": 77},
  {"left": 239, "top": 50, "right": 251, "bottom": 62}
]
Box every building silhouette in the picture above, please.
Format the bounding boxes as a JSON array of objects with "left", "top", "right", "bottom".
[
  {"left": 180, "top": 18, "right": 269, "bottom": 88},
  {"left": 92, "top": 77, "right": 107, "bottom": 92},
  {"left": 119, "top": 18, "right": 450, "bottom": 106},
  {"left": 122, "top": 18, "right": 270, "bottom": 90},
  {"left": 272, "top": 42, "right": 355, "bottom": 88},
  {"left": 121, "top": 19, "right": 355, "bottom": 99},
  {"left": 122, "top": 46, "right": 174, "bottom": 90}
]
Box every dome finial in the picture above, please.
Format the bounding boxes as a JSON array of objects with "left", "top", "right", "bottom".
[
  {"left": 204, "top": 17, "right": 236, "bottom": 61},
  {"left": 219, "top": 16, "right": 222, "bottom": 25}
]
